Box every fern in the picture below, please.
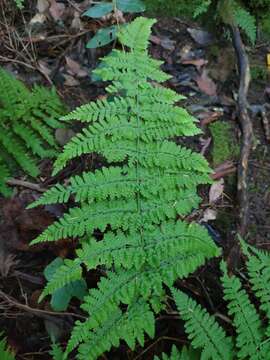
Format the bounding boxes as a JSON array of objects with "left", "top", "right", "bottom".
[
  {"left": 233, "top": 5, "right": 256, "bottom": 44},
  {"left": 167, "top": 241, "right": 270, "bottom": 360},
  {"left": 0, "top": 68, "right": 66, "bottom": 196},
  {"left": 155, "top": 345, "right": 199, "bottom": 360},
  {"left": 30, "top": 17, "right": 220, "bottom": 359},
  {"left": 0, "top": 333, "right": 15, "bottom": 360},
  {"left": 13, "top": 0, "right": 24, "bottom": 9}
]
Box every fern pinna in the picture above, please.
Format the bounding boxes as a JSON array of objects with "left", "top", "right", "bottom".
[
  {"left": 165, "top": 240, "right": 270, "bottom": 360},
  {"left": 30, "top": 17, "right": 220, "bottom": 359},
  {"left": 0, "top": 68, "right": 66, "bottom": 196}
]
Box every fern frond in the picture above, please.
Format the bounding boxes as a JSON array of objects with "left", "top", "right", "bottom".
[
  {"left": 75, "top": 300, "right": 155, "bottom": 360},
  {"left": 0, "top": 333, "right": 15, "bottom": 360},
  {"left": 233, "top": 5, "right": 256, "bottom": 44},
  {"left": 50, "top": 343, "right": 64, "bottom": 360},
  {"left": 117, "top": 17, "right": 157, "bottom": 52},
  {"left": 0, "top": 162, "right": 12, "bottom": 196},
  {"left": 155, "top": 345, "right": 199, "bottom": 360},
  {"left": 241, "top": 241, "right": 270, "bottom": 320},
  {"left": 31, "top": 17, "right": 219, "bottom": 359},
  {"left": 221, "top": 261, "right": 263, "bottom": 359},
  {"left": 172, "top": 287, "right": 234, "bottom": 360},
  {"left": 39, "top": 259, "right": 82, "bottom": 301},
  {"left": 77, "top": 221, "right": 218, "bottom": 271},
  {"left": 0, "top": 68, "right": 66, "bottom": 196}
]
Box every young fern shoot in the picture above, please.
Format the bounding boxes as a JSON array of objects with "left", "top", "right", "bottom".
[{"left": 30, "top": 17, "right": 220, "bottom": 359}]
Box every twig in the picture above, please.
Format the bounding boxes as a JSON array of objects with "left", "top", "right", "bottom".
[
  {"left": 231, "top": 25, "right": 253, "bottom": 237},
  {"left": 0, "top": 289, "right": 86, "bottom": 320},
  {"left": 6, "top": 179, "right": 46, "bottom": 192}
]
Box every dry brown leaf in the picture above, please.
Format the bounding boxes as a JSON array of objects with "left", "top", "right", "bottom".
[
  {"left": 209, "top": 178, "right": 224, "bottom": 203},
  {"left": 181, "top": 58, "right": 208, "bottom": 70},
  {"left": 49, "top": 0, "right": 65, "bottom": 21},
  {"left": 63, "top": 74, "right": 80, "bottom": 86},
  {"left": 201, "top": 208, "right": 217, "bottom": 222},
  {"left": 37, "top": 0, "right": 50, "bottom": 13},
  {"left": 195, "top": 69, "right": 217, "bottom": 96},
  {"left": 65, "top": 56, "right": 88, "bottom": 78}
]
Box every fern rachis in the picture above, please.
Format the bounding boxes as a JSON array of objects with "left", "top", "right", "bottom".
[{"left": 30, "top": 17, "right": 220, "bottom": 359}]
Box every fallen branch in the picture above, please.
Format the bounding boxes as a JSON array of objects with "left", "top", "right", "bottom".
[{"left": 231, "top": 25, "right": 253, "bottom": 237}]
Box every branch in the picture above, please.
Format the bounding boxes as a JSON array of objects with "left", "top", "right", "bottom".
[{"left": 231, "top": 25, "right": 253, "bottom": 237}]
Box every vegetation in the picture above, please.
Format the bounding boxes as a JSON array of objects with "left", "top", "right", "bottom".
[
  {"left": 29, "top": 17, "right": 220, "bottom": 359},
  {"left": 209, "top": 121, "right": 239, "bottom": 167},
  {"left": 0, "top": 68, "right": 66, "bottom": 196},
  {"left": 157, "top": 240, "right": 270, "bottom": 359},
  {"left": 0, "top": 334, "right": 15, "bottom": 360}
]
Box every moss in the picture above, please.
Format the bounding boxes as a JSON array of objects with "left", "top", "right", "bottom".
[
  {"left": 250, "top": 65, "right": 268, "bottom": 81},
  {"left": 144, "top": 0, "right": 201, "bottom": 18},
  {"left": 209, "top": 121, "right": 240, "bottom": 167}
]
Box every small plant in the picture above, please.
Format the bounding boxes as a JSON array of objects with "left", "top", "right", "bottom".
[
  {"left": 0, "top": 68, "right": 66, "bottom": 196},
  {"left": 30, "top": 17, "right": 220, "bottom": 359},
  {"left": 13, "top": 0, "right": 24, "bottom": 9},
  {"left": 83, "top": 0, "right": 145, "bottom": 48},
  {"left": 160, "top": 240, "right": 270, "bottom": 360},
  {"left": 0, "top": 333, "right": 15, "bottom": 360}
]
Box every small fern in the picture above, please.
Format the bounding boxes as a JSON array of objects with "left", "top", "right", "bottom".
[
  {"left": 13, "top": 0, "right": 24, "bottom": 9},
  {"left": 193, "top": 0, "right": 257, "bottom": 44},
  {"left": 166, "top": 241, "right": 270, "bottom": 360},
  {"left": 30, "top": 17, "right": 220, "bottom": 359},
  {"left": 0, "top": 68, "right": 66, "bottom": 196},
  {"left": 0, "top": 333, "right": 15, "bottom": 360},
  {"left": 155, "top": 345, "right": 199, "bottom": 360}
]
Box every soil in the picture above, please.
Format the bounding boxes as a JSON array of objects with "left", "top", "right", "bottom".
[{"left": 0, "top": 1, "right": 269, "bottom": 359}]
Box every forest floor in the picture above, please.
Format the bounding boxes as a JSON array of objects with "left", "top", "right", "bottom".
[{"left": 0, "top": 1, "right": 269, "bottom": 359}]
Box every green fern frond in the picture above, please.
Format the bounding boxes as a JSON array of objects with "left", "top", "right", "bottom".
[
  {"left": 0, "top": 333, "right": 15, "bottom": 360},
  {"left": 233, "top": 5, "right": 256, "bottom": 44},
  {"left": 40, "top": 259, "right": 82, "bottom": 301},
  {"left": 221, "top": 261, "right": 263, "bottom": 359},
  {"left": 13, "top": 0, "right": 24, "bottom": 8},
  {"left": 117, "top": 17, "right": 156, "bottom": 52},
  {"left": 155, "top": 345, "right": 199, "bottom": 360},
  {"left": 172, "top": 287, "right": 234, "bottom": 360},
  {"left": 0, "top": 68, "right": 66, "bottom": 196},
  {"left": 50, "top": 343, "right": 64, "bottom": 360},
  {"left": 193, "top": 0, "right": 211, "bottom": 18},
  {"left": 31, "top": 17, "right": 219, "bottom": 359}
]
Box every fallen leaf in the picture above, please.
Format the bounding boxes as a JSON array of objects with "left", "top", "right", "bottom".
[
  {"left": 195, "top": 69, "right": 217, "bottom": 96},
  {"left": 202, "top": 208, "right": 217, "bottom": 222},
  {"left": 71, "top": 11, "right": 83, "bottom": 32},
  {"left": 63, "top": 74, "right": 80, "bottom": 86},
  {"left": 65, "top": 56, "right": 88, "bottom": 78},
  {"left": 30, "top": 13, "right": 47, "bottom": 25},
  {"left": 37, "top": 0, "right": 49, "bottom": 13},
  {"left": 37, "top": 60, "right": 52, "bottom": 78},
  {"left": 49, "top": 0, "right": 65, "bottom": 21},
  {"left": 55, "top": 128, "right": 75, "bottom": 146},
  {"left": 181, "top": 58, "right": 208, "bottom": 70},
  {"left": 187, "top": 27, "right": 214, "bottom": 46},
  {"left": 209, "top": 178, "right": 224, "bottom": 203}
]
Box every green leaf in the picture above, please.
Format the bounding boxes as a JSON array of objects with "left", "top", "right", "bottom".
[
  {"left": 116, "top": 0, "right": 145, "bottom": 13},
  {"left": 86, "top": 25, "right": 117, "bottom": 48},
  {"left": 83, "top": 3, "right": 114, "bottom": 18},
  {"left": 44, "top": 258, "right": 87, "bottom": 311}
]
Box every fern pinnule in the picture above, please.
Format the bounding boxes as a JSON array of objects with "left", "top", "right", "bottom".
[{"left": 0, "top": 333, "right": 15, "bottom": 360}]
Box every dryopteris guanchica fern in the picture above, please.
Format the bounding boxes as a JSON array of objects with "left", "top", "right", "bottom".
[
  {"left": 161, "top": 240, "right": 270, "bottom": 360},
  {"left": 29, "top": 17, "right": 220, "bottom": 359},
  {"left": 0, "top": 68, "right": 66, "bottom": 196}
]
